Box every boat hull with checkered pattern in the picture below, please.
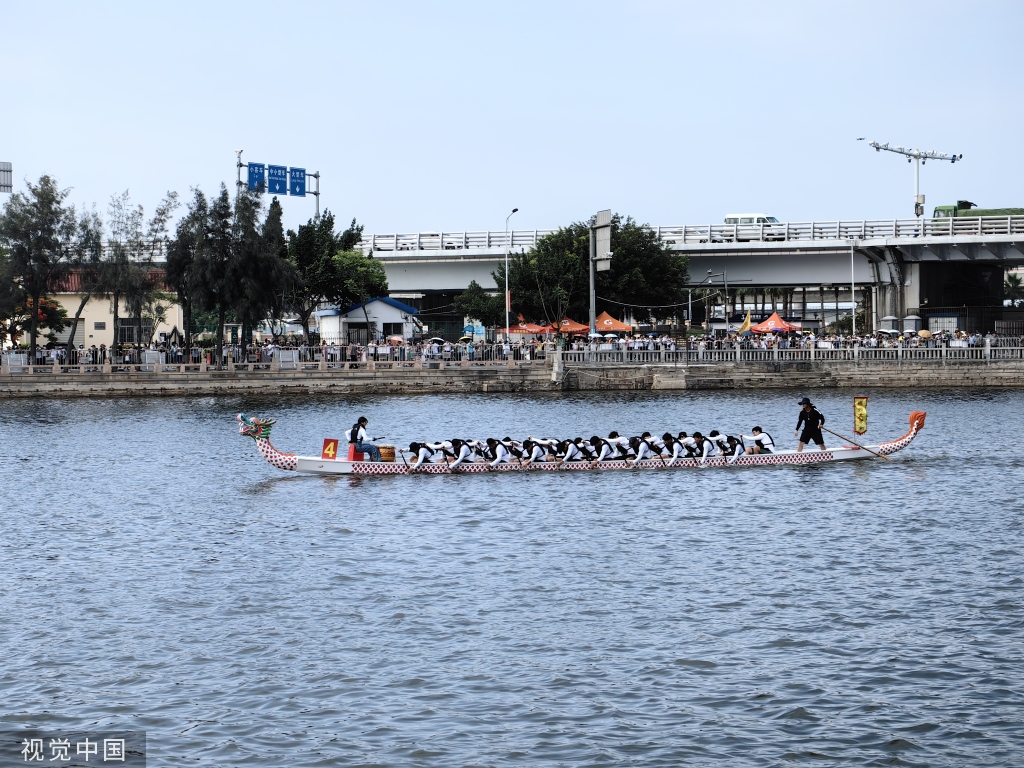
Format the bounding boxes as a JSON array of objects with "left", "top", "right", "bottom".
[{"left": 238, "top": 412, "right": 926, "bottom": 476}]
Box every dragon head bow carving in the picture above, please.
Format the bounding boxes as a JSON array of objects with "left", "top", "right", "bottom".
[{"left": 237, "top": 413, "right": 277, "bottom": 441}]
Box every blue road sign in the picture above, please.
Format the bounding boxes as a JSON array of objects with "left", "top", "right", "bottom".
[
  {"left": 268, "top": 165, "right": 288, "bottom": 195},
  {"left": 247, "top": 163, "right": 265, "bottom": 192},
  {"left": 289, "top": 167, "right": 306, "bottom": 197}
]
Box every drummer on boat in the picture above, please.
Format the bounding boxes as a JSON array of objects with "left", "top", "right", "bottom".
[{"left": 347, "top": 416, "right": 381, "bottom": 462}]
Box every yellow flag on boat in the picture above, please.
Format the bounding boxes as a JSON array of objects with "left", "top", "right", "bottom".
[
  {"left": 736, "top": 310, "right": 752, "bottom": 334},
  {"left": 853, "top": 395, "right": 868, "bottom": 435}
]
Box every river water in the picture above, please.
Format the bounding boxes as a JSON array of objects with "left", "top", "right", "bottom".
[{"left": 1, "top": 388, "right": 1022, "bottom": 767}]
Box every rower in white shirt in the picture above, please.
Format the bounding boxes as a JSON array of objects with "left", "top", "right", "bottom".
[
  {"left": 629, "top": 433, "right": 662, "bottom": 466},
  {"left": 554, "top": 439, "right": 585, "bottom": 467},
  {"left": 741, "top": 426, "right": 775, "bottom": 454},
  {"left": 521, "top": 438, "right": 552, "bottom": 467},
  {"left": 606, "top": 431, "right": 633, "bottom": 459},
  {"left": 707, "top": 430, "right": 730, "bottom": 456},
  {"left": 407, "top": 441, "right": 436, "bottom": 470},
  {"left": 588, "top": 436, "right": 617, "bottom": 466},
  {"left": 661, "top": 432, "right": 688, "bottom": 466},
  {"left": 448, "top": 439, "right": 476, "bottom": 469},
  {"left": 485, "top": 437, "right": 514, "bottom": 467},
  {"left": 689, "top": 432, "right": 714, "bottom": 465}
]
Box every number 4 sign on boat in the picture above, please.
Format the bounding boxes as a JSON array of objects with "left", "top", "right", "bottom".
[{"left": 321, "top": 439, "right": 339, "bottom": 460}]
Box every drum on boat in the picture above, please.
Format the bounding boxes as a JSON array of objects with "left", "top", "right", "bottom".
[{"left": 378, "top": 444, "right": 396, "bottom": 463}]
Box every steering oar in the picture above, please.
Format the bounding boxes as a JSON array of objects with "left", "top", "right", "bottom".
[{"left": 820, "top": 426, "right": 893, "bottom": 461}]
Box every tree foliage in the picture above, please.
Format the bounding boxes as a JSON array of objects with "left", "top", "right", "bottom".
[
  {"left": 335, "top": 250, "right": 388, "bottom": 308},
  {"left": 283, "top": 215, "right": 379, "bottom": 341},
  {"left": 0, "top": 175, "right": 101, "bottom": 357},
  {"left": 452, "top": 279, "right": 505, "bottom": 328},
  {"left": 285, "top": 211, "right": 343, "bottom": 342},
  {"left": 103, "top": 189, "right": 179, "bottom": 349},
  {"left": 165, "top": 189, "right": 208, "bottom": 346},
  {"left": 1005, "top": 272, "right": 1024, "bottom": 308},
  {"left": 493, "top": 214, "right": 688, "bottom": 326}
]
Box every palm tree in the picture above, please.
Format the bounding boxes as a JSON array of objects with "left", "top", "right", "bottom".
[{"left": 1005, "top": 272, "right": 1024, "bottom": 307}]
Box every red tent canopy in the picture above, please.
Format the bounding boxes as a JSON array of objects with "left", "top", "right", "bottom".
[
  {"left": 594, "top": 311, "right": 633, "bottom": 333},
  {"left": 750, "top": 312, "right": 801, "bottom": 333},
  {"left": 509, "top": 321, "right": 550, "bottom": 334},
  {"left": 550, "top": 317, "right": 590, "bottom": 334}
]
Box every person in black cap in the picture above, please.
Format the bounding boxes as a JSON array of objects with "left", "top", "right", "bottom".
[{"left": 794, "top": 397, "right": 826, "bottom": 452}]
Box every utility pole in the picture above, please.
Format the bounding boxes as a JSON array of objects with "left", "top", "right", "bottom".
[
  {"left": 860, "top": 139, "right": 962, "bottom": 218},
  {"left": 504, "top": 207, "right": 518, "bottom": 341},
  {"left": 588, "top": 210, "right": 613, "bottom": 335},
  {"left": 235, "top": 150, "right": 245, "bottom": 199}
]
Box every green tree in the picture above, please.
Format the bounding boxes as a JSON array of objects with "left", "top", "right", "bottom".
[
  {"left": 598, "top": 215, "right": 689, "bottom": 324},
  {"left": 494, "top": 214, "right": 688, "bottom": 326},
  {"left": 103, "top": 190, "right": 176, "bottom": 349},
  {"left": 1005, "top": 272, "right": 1024, "bottom": 307},
  {"left": 193, "top": 185, "right": 234, "bottom": 364},
  {"left": 338, "top": 218, "right": 364, "bottom": 252},
  {"left": 227, "top": 193, "right": 293, "bottom": 347},
  {"left": 285, "top": 211, "right": 342, "bottom": 342},
  {"left": 335, "top": 250, "right": 388, "bottom": 339},
  {"left": 0, "top": 245, "right": 16, "bottom": 342},
  {"left": 0, "top": 175, "right": 98, "bottom": 361},
  {"left": 452, "top": 280, "right": 505, "bottom": 328},
  {"left": 494, "top": 221, "right": 588, "bottom": 326},
  {"left": 62, "top": 207, "right": 105, "bottom": 350},
  {"left": 165, "top": 189, "right": 208, "bottom": 347}
]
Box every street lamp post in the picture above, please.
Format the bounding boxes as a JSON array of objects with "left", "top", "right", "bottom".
[
  {"left": 860, "top": 139, "right": 962, "bottom": 218},
  {"left": 504, "top": 207, "right": 518, "bottom": 341}
]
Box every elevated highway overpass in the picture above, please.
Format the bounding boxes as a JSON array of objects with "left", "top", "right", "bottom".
[{"left": 360, "top": 216, "right": 1024, "bottom": 330}]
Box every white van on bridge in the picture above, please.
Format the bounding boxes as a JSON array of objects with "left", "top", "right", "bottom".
[{"left": 723, "top": 213, "right": 785, "bottom": 241}]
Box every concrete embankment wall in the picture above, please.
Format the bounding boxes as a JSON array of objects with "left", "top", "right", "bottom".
[
  {"left": 649, "top": 361, "right": 1024, "bottom": 390},
  {"left": 3, "top": 361, "right": 1024, "bottom": 399},
  {"left": 0, "top": 367, "right": 555, "bottom": 399}
]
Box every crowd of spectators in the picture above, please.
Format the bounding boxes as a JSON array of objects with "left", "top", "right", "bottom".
[{"left": 9, "top": 329, "right": 1023, "bottom": 369}]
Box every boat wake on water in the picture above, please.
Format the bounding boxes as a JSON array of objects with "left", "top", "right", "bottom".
[{"left": 237, "top": 411, "right": 927, "bottom": 476}]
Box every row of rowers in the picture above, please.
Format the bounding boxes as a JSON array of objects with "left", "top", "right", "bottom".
[{"left": 403, "top": 428, "right": 776, "bottom": 469}]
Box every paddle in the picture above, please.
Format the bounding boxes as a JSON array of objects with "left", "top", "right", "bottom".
[
  {"left": 645, "top": 438, "right": 668, "bottom": 468},
  {"left": 396, "top": 448, "right": 412, "bottom": 472},
  {"left": 821, "top": 426, "right": 893, "bottom": 461}
]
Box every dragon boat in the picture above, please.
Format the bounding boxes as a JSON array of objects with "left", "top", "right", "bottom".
[{"left": 237, "top": 411, "right": 926, "bottom": 476}]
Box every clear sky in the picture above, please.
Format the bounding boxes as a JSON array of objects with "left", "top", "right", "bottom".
[{"left": 2, "top": 0, "right": 1022, "bottom": 237}]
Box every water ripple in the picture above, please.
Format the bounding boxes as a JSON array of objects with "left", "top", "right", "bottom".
[{"left": 1, "top": 388, "right": 1023, "bottom": 766}]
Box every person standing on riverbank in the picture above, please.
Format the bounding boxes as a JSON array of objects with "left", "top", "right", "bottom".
[{"left": 794, "top": 397, "right": 826, "bottom": 452}]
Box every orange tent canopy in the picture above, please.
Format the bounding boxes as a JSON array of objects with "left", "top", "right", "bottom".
[
  {"left": 750, "top": 312, "right": 801, "bottom": 333},
  {"left": 509, "top": 321, "right": 550, "bottom": 334},
  {"left": 594, "top": 311, "right": 633, "bottom": 333},
  {"left": 550, "top": 317, "right": 590, "bottom": 333}
]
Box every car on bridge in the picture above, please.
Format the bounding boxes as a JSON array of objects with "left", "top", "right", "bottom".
[{"left": 721, "top": 213, "right": 786, "bottom": 242}]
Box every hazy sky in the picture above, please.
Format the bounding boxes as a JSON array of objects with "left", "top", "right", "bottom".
[{"left": 3, "top": 0, "right": 1022, "bottom": 237}]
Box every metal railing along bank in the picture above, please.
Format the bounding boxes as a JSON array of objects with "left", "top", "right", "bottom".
[
  {"left": 361, "top": 216, "right": 1024, "bottom": 253},
  {"left": 558, "top": 344, "right": 1024, "bottom": 365},
  {"left": 4, "top": 342, "right": 1024, "bottom": 376},
  {"left": 0, "top": 344, "right": 551, "bottom": 375}
]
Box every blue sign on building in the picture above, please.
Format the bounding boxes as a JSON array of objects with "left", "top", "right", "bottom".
[
  {"left": 289, "top": 167, "right": 306, "bottom": 197},
  {"left": 247, "top": 163, "right": 265, "bottom": 192},
  {"left": 268, "top": 165, "right": 288, "bottom": 195}
]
